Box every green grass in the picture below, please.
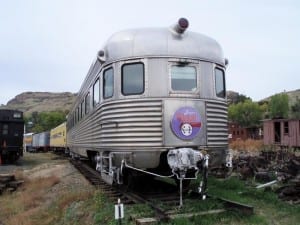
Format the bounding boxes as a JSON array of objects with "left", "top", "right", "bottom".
[{"left": 2, "top": 168, "right": 299, "bottom": 225}]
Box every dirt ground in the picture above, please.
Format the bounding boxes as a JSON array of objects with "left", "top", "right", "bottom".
[
  {"left": 0, "top": 152, "right": 95, "bottom": 225},
  {"left": 0, "top": 152, "right": 90, "bottom": 183}
]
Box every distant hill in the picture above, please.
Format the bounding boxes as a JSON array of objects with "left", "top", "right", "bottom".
[
  {"left": 259, "top": 89, "right": 300, "bottom": 106},
  {"left": 1, "top": 89, "right": 299, "bottom": 118},
  {"left": 0, "top": 92, "right": 77, "bottom": 117}
]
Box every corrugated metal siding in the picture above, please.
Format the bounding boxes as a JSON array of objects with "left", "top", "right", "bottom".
[
  {"left": 69, "top": 99, "right": 163, "bottom": 149},
  {"left": 206, "top": 101, "right": 228, "bottom": 146}
]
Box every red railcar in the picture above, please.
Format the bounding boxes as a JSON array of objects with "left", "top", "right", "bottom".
[{"left": 263, "top": 119, "right": 300, "bottom": 149}]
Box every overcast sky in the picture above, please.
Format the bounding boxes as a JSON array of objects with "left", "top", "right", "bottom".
[{"left": 0, "top": 0, "right": 299, "bottom": 105}]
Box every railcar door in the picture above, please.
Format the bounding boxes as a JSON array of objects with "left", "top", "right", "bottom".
[{"left": 274, "top": 122, "right": 281, "bottom": 143}]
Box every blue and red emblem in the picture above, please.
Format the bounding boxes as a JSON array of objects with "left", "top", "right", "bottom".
[{"left": 171, "top": 107, "right": 202, "bottom": 140}]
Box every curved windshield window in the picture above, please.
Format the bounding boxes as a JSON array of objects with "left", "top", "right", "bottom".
[
  {"left": 171, "top": 65, "right": 197, "bottom": 91},
  {"left": 215, "top": 68, "right": 226, "bottom": 98}
]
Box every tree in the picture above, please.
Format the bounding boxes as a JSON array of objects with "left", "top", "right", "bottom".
[
  {"left": 228, "top": 100, "right": 263, "bottom": 127},
  {"left": 268, "top": 93, "right": 289, "bottom": 119},
  {"left": 227, "top": 92, "right": 251, "bottom": 105},
  {"left": 291, "top": 97, "right": 300, "bottom": 119},
  {"left": 25, "top": 111, "right": 67, "bottom": 133}
]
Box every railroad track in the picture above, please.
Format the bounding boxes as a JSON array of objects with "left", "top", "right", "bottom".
[{"left": 70, "top": 158, "right": 254, "bottom": 224}]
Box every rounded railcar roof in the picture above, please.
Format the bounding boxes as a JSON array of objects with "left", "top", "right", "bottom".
[{"left": 101, "top": 27, "right": 226, "bottom": 66}]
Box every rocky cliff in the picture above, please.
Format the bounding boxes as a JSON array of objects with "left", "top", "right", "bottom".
[{"left": 1, "top": 92, "right": 77, "bottom": 116}]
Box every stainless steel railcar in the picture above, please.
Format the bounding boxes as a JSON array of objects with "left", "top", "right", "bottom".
[
  {"left": 32, "top": 131, "right": 50, "bottom": 152},
  {"left": 67, "top": 18, "right": 230, "bottom": 194}
]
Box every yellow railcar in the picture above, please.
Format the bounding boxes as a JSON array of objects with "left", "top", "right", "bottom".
[{"left": 50, "top": 122, "right": 66, "bottom": 152}]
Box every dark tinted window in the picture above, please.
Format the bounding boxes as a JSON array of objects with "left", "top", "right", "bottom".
[
  {"left": 171, "top": 66, "right": 197, "bottom": 91},
  {"left": 2, "top": 124, "right": 8, "bottom": 135},
  {"left": 215, "top": 68, "right": 226, "bottom": 98},
  {"left": 81, "top": 100, "right": 84, "bottom": 118},
  {"left": 85, "top": 92, "right": 90, "bottom": 114},
  {"left": 77, "top": 107, "right": 80, "bottom": 121},
  {"left": 103, "top": 68, "right": 114, "bottom": 99},
  {"left": 284, "top": 122, "right": 289, "bottom": 134},
  {"left": 93, "top": 78, "right": 100, "bottom": 106},
  {"left": 122, "top": 63, "right": 144, "bottom": 95}
]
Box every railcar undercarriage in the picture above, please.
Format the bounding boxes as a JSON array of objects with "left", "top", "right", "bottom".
[{"left": 91, "top": 148, "right": 232, "bottom": 206}]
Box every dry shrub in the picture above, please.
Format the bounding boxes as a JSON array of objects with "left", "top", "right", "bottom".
[
  {"left": 0, "top": 175, "right": 60, "bottom": 225},
  {"left": 20, "top": 176, "right": 60, "bottom": 209},
  {"left": 26, "top": 175, "right": 60, "bottom": 191},
  {"left": 230, "top": 139, "right": 245, "bottom": 150},
  {"left": 230, "top": 139, "right": 263, "bottom": 152}
]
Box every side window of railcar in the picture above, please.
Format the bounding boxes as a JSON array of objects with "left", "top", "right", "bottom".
[
  {"left": 81, "top": 100, "right": 84, "bottom": 118},
  {"left": 103, "top": 68, "right": 114, "bottom": 99},
  {"left": 122, "top": 63, "right": 144, "bottom": 95},
  {"left": 215, "top": 68, "right": 226, "bottom": 98},
  {"left": 2, "top": 124, "right": 8, "bottom": 135},
  {"left": 93, "top": 78, "right": 100, "bottom": 106},
  {"left": 77, "top": 107, "right": 80, "bottom": 122},
  {"left": 171, "top": 65, "right": 197, "bottom": 91},
  {"left": 85, "top": 92, "right": 90, "bottom": 114}
]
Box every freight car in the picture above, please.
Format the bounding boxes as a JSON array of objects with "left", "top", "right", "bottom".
[
  {"left": 50, "top": 122, "right": 67, "bottom": 152},
  {"left": 263, "top": 119, "right": 300, "bottom": 149},
  {"left": 0, "top": 109, "right": 24, "bottom": 163},
  {"left": 67, "top": 18, "right": 230, "bottom": 197},
  {"left": 23, "top": 132, "right": 34, "bottom": 152},
  {"left": 32, "top": 131, "right": 50, "bottom": 152}
]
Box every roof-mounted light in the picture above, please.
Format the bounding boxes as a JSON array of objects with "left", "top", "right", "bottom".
[
  {"left": 173, "top": 18, "right": 189, "bottom": 34},
  {"left": 97, "top": 50, "right": 106, "bottom": 63}
]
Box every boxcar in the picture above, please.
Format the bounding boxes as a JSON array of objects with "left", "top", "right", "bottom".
[
  {"left": 32, "top": 131, "right": 50, "bottom": 152},
  {"left": 0, "top": 109, "right": 24, "bottom": 163},
  {"left": 24, "top": 132, "right": 34, "bottom": 152},
  {"left": 263, "top": 119, "right": 300, "bottom": 149},
  {"left": 67, "top": 18, "right": 230, "bottom": 194},
  {"left": 50, "top": 122, "right": 67, "bottom": 152}
]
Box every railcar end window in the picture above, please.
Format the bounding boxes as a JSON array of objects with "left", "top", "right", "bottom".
[
  {"left": 171, "top": 65, "right": 197, "bottom": 91},
  {"left": 13, "top": 112, "right": 22, "bottom": 118},
  {"left": 85, "top": 92, "right": 90, "bottom": 114},
  {"left": 93, "top": 78, "right": 100, "bottom": 106},
  {"left": 215, "top": 68, "right": 226, "bottom": 98},
  {"left": 103, "top": 68, "right": 114, "bottom": 99},
  {"left": 122, "top": 63, "right": 144, "bottom": 95}
]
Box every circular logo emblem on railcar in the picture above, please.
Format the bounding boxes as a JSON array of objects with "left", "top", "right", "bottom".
[{"left": 171, "top": 107, "right": 202, "bottom": 140}]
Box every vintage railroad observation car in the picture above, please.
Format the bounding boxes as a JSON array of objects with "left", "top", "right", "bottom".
[
  {"left": 67, "top": 18, "right": 230, "bottom": 196},
  {"left": 0, "top": 109, "right": 24, "bottom": 163}
]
